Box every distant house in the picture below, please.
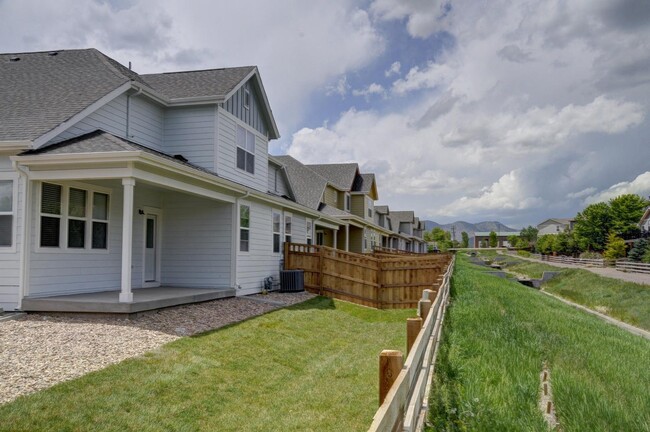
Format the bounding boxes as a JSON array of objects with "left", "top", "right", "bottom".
[
  {"left": 537, "top": 218, "right": 575, "bottom": 235},
  {"left": 640, "top": 208, "right": 650, "bottom": 233},
  {"left": 473, "top": 232, "right": 520, "bottom": 248}
]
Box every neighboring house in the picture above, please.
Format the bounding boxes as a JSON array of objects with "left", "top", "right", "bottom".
[
  {"left": 640, "top": 207, "right": 650, "bottom": 233},
  {"left": 386, "top": 210, "right": 427, "bottom": 253},
  {"left": 0, "top": 48, "right": 345, "bottom": 311},
  {"left": 473, "top": 232, "right": 521, "bottom": 248},
  {"left": 537, "top": 218, "right": 575, "bottom": 235}
]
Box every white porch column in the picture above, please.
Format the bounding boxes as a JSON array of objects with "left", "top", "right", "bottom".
[
  {"left": 333, "top": 229, "right": 338, "bottom": 249},
  {"left": 120, "top": 177, "right": 135, "bottom": 303},
  {"left": 345, "top": 225, "right": 349, "bottom": 252}
]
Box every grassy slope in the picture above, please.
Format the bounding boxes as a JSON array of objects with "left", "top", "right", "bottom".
[
  {"left": 428, "top": 255, "right": 650, "bottom": 431},
  {"left": 505, "top": 259, "right": 650, "bottom": 331},
  {"left": 0, "top": 297, "right": 414, "bottom": 432}
]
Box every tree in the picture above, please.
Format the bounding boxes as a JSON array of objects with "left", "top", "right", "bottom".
[
  {"left": 461, "top": 231, "right": 469, "bottom": 248},
  {"left": 425, "top": 227, "right": 453, "bottom": 251},
  {"left": 573, "top": 202, "right": 611, "bottom": 251},
  {"left": 603, "top": 232, "right": 626, "bottom": 260},
  {"left": 536, "top": 234, "right": 555, "bottom": 254},
  {"left": 628, "top": 238, "right": 648, "bottom": 262},
  {"left": 507, "top": 235, "right": 520, "bottom": 248},
  {"left": 489, "top": 231, "right": 498, "bottom": 248},
  {"left": 520, "top": 225, "right": 538, "bottom": 247},
  {"left": 609, "top": 194, "right": 649, "bottom": 239}
]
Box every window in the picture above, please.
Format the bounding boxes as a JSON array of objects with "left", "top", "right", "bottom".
[
  {"left": 272, "top": 211, "right": 281, "bottom": 253},
  {"left": 367, "top": 197, "right": 373, "bottom": 218},
  {"left": 306, "top": 219, "right": 313, "bottom": 245},
  {"left": 239, "top": 204, "right": 250, "bottom": 252},
  {"left": 243, "top": 88, "right": 250, "bottom": 109},
  {"left": 39, "top": 182, "right": 109, "bottom": 250},
  {"left": 363, "top": 228, "right": 368, "bottom": 250},
  {"left": 284, "top": 213, "right": 292, "bottom": 244},
  {"left": 0, "top": 180, "right": 14, "bottom": 247},
  {"left": 236, "top": 125, "right": 256, "bottom": 174},
  {"left": 345, "top": 193, "right": 351, "bottom": 211}
]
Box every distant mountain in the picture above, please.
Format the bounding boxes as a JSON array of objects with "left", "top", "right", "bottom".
[{"left": 423, "top": 220, "right": 519, "bottom": 241}]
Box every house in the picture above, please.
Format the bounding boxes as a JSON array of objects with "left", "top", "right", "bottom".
[
  {"left": 274, "top": 157, "right": 392, "bottom": 253},
  {"left": 0, "top": 48, "right": 345, "bottom": 312},
  {"left": 386, "top": 210, "right": 427, "bottom": 253},
  {"left": 473, "top": 231, "right": 520, "bottom": 248},
  {"left": 640, "top": 207, "right": 650, "bottom": 233},
  {"left": 537, "top": 218, "right": 575, "bottom": 235}
]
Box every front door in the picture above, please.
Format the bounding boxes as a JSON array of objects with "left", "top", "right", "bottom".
[{"left": 144, "top": 214, "right": 159, "bottom": 285}]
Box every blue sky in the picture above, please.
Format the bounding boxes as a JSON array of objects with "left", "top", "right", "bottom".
[{"left": 1, "top": 0, "right": 649, "bottom": 229}]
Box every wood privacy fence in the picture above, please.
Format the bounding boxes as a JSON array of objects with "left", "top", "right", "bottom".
[
  {"left": 284, "top": 243, "right": 452, "bottom": 309},
  {"left": 368, "top": 254, "right": 456, "bottom": 432}
]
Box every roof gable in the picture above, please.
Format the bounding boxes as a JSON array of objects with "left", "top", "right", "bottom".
[
  {"left": 0, "top": 49, "right": 135, "bottom": 142},
  {"left": 274, "top": 155, "right": 328, "bottom": 210},
  {"left": 307, "top": 163, "right": 359, "bottom": 190}
]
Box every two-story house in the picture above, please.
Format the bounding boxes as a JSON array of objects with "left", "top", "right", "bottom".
[
  {"left": 537, "top": 218, "right": 575, "bottom": 235},
  {"left": 0, "top": 48, "right": 344, "bottom": 311}
]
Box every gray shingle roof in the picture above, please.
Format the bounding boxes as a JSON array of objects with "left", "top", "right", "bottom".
[
  {"left": 0, "top": 49, "right": 137, "bottom": 142},
  {"left": 306, "top": 163, "right": 358, "bottom": 191},
  {"left": 141, "top": 67, "right": 255, "bottom": 100},
  {"left": 319, "top": 204, "right": 350, "bottom": 217},
  {"left": 274, "top": 155, "right": 327, "bottom": 210},
  {"left": 352, "top": 173, "right": 376, "bottom": 194},
  {"left": 375, "top": 205, "right": 389, "bottom": 214}
]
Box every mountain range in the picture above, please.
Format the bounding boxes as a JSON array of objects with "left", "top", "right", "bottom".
[{"left": 422, "top": 220, "right": 519, "bottom": 240}]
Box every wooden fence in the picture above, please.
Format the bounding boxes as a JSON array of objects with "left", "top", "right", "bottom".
[
  {"left": 373, "top": 246, "right": 426, "bottom": 255},
  {"left": 616, "top": 259, "right": 650, "bottom": 274},
  {"left": 284, "top": 243, "right": 452, "bottom": 309},
  {"left": 537, "top": 254, "right": 605, "bottom": 267},
  {"left": 368, "top": 254, "right": 455, "bottom": 431}
]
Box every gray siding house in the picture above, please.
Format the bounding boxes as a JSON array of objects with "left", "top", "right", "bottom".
[{"left": 0, "top": 48, "right": 343, "bottom": 311}]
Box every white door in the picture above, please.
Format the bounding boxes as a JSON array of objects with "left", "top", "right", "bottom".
[{"left": 144, "top": 215, "right": 158, "bottom": 284}]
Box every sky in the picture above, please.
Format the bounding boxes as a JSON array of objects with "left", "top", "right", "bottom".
[{"left": 1, "top": 0, "right": 649, "bottom": 228}]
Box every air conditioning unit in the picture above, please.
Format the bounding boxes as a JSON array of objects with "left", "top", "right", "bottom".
[{"left": 279, "top": 270, "right": 304, "bottom": 292}]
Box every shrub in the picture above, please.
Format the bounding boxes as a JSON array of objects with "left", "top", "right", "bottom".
[
  {"left": 603, "top": 233, "right": 626, "bottom": 260},
  {"left": 579, "top": 251, "right": 603, "bottom": 259},
  {"left": 628, "top": 239, "right": 648, "bottom": 262},
  {"left": 517, "top": 250, "right": 531, "bottom": 258}
]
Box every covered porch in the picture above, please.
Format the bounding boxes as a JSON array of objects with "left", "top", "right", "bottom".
[{"left": 21, "top": 286, "right": 235, "bottom": 314}]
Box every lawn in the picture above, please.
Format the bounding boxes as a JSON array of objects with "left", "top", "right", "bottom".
[
  {"left": 0, "top": 297, "right": 414, "bottom": 432},
  {"left": 428, "top": 254, "right": 650, "bottom": 431}
]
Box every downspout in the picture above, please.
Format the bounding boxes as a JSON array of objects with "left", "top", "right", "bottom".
[{"left": 13, "top": 161, "right": 30, "bottom": 310}]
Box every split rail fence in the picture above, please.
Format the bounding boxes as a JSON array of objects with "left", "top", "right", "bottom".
[
  {"left": 616, "top": 259, "right": 650, "bottom": 274},
  {"left": 284, "top": 243, "right": 452, "bottom": 309},
  {"left": 368, "top": 254, "right": 455, "bottom": 431},
  {"left": 533, "top": 254, "right": 605, "bottom": 267}
]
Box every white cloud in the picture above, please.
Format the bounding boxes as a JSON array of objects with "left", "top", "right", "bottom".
[
  {"left": 585, "top": 172, "right": 650, "bottom": 204},
  {"left": 326, "top": 76, "right": 351, "bottom": 98},
  {"left": 392, "top": 61, "right": 456, "bottom": 95},
  {"left": 352, "top": 83, "right": 385, "bottom": 99},
  {"left": 385, "top": 61, "right": 401, "bottom": 77},
  {"left": 437, "top": 170, "right": 544, "bottom": 217},
  {"left": 370, "top": 0, "right": 449, "bottom": 39},
  {"left": 566, "top": 187, "right": 597, "bottom": 199}
]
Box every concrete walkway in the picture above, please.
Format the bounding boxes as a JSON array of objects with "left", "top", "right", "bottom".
[{"left": 506, "top": 253, "right": 650, "bottom": 285}]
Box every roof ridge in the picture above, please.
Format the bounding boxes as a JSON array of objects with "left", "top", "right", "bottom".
[
  {"left": 89, "top": 48, "right": 133, "bottom": 84},
  {"left": 141, "top": 65, "right": 256, "bottom": 76}
]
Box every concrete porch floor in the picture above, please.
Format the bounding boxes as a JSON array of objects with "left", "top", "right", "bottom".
[{"left": 21, "top": 287, "right": 236, "bottom": 314}]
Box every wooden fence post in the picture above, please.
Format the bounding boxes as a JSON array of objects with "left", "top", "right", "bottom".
[
  {"left": 379, "top": 350, "right": 403, "bottom": 405},
  {"left": 318, "top": 246, "right": 325, "bottom": 296},
  {"left": 419, "top": 298, "right": 432, "bottom": 323},
  {"left": 284, "top": 242, "right": 290, "bottom": 269},
  {"left": 407, "top": 317, "right": 422, "bottom": 355}
]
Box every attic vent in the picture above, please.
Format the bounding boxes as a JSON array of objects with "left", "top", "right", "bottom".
[
  {"left": 47, "top": 51, "right": 59, "bottom": 56},
  {"left": 9, "top": 56, "right": 20, "bottom": 62},
  {"left": 173, "top": 154, "right": 188, "bottom": 163}
]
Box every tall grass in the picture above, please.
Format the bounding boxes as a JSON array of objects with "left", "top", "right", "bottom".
[{"left": 428, "top": 255, "right": 650, "bottom": 431}]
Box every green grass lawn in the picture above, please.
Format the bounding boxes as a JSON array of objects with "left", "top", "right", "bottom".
[
  {"left": 0, "top": 297, "right": 414, "bottom": 432},
  {"left": 428, "top": 254, "right": 650, "bottom": 431}
]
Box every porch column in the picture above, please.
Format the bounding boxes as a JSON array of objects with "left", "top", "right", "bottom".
[
  {"left": 345, "top": 224, "right": 349, "bottom": 252},
  {"left": 120, "top": 177, "right": 135, "bottom": 303},
  {"left": 333, "top": 228, "right": 338, "bottom": 249}
]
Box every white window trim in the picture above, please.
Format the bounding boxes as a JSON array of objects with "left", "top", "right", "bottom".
[
  {"left": 344, "top": 193, "right": 351, "bottom": 212},
  {"left": 0, "top": 173, "right": 18, "bottom": 253},
  {"left": 272, "top": 209, "right": 282, "bottom": 254},
  {"left": 141, "top": 206, "right": 163, "bottom": 288},
  {"left": 236, "top": 124, "right": 256, "bottom": 175},
  {"left": 284, "top": 211, "right": 292, "bottom": 244},
  {"left": 367, "top": 197, "right": 373, "bottom": 218},
  {"left": 306, "top": 218, "right": 313, "bottom": 245},
  {"left": 243, "top": 87, "right": 250, "bottom": 110},
  {"left": 35, "top": 181, "right": 111, "bottom": 254},
  {"left": 238, "top": 203, "right": 251, "bottom": 254}
]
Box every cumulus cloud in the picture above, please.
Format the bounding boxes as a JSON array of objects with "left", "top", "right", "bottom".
[
  {"left": 352, "top": 83, "right": 385, "bottom": 99},
  {"left": 585, "top": 172, "right": 650, "bottom": 204},
  {"left": 437, "top": 170, "right": 545, "bottom": 217},
  {"left": 385, "top": 61, "right": 401, "bottom": 77},
  {"left": 567, "top": 187, "right": 597, "bottom": 199},
  {"left": 497, "top": 45, "right": 533, "bottom": 63},
  {"left": 326, "top": 76, "right": 351, "bottom": 98},
  {"left": 370, "top": 0, "right": 450, "bottom": 38}
]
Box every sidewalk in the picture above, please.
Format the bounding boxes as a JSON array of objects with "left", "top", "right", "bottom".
[{"left": 507, "top": 253, "right": 650, "bottom": 286}]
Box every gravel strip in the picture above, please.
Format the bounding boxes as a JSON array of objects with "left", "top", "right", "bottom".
[{"left": 0, "top": 291, "right": 315, "bottom": 405}]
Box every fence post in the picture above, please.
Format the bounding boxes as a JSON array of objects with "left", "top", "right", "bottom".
[
  {"left": 419, "top": 298, "right": 432, "bottom": 323},
  {"left": 379, "top": 349, "right": 403, "bottom": 405},
  {"left": 407, "top": 317, "right": 422, "bottom": 355},
  {"left": 284, "top": 242, "right": 290, "bottom": 269},
  {"left": 318, "top": 246, "right": 325, "bottom": 296}
]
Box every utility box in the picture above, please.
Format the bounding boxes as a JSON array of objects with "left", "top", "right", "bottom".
[{"left": 279, "top": 270, "right": 304, "bottom": 292}]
